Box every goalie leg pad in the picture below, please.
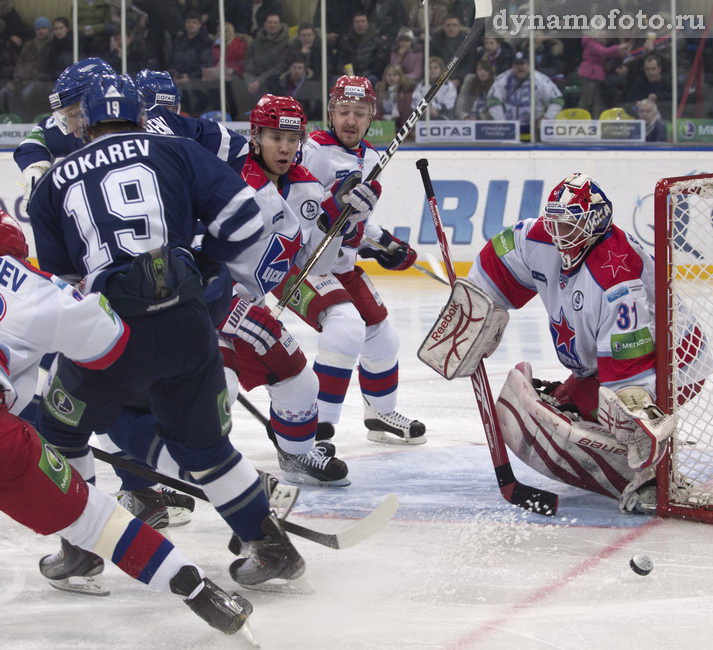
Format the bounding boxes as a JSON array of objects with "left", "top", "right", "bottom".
[
  {"left": 418, "top": 279, "right": 509, "bottom": 380},
  {"left": 495, "top": 362, "right": 634, "bottom": 499}
]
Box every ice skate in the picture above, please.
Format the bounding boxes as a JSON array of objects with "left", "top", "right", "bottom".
[
  {"left": 277, "top": 442, "right": 349, "bottom": 486},
  {"left": 170, "top": 565, "right": 254, "bottom": 637},
  {"left": 39, "top": 538, "right": 109, "bottom": 596},
  {"left": 258, "top": 470, "right": 300, "bottom": 519},
  {"left": 229, "top": 514, "right": 307, "bottom": 592},
  {"left": 118, "top": 487, "right": 169, "bottom": 530},
  {"left": 158, "top": 487, "right": 195, "bottom": 527},
  {"left": 363, "top": 401, "right": 427, "bottom": 445}
]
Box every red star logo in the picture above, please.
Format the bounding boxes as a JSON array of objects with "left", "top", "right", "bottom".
[
  {"left": 601, "top": 249, "right": 630, "bottom": 278},
  {"left": 272, "top": 232, "right": 302, "bottom": 266},
  {"left": 567, "top": 180, "right": 591, "bottom": 212},
  {"left": 551, "top": 308, "right": 576, "bottom": 350}
]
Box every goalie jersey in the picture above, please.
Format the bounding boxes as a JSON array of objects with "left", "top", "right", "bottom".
[
  {"left": 0, "top": 256, "right": 128, "bottom": 415},
  {"left": 467, "top": 217, "right": 658, "bottom": 396}
]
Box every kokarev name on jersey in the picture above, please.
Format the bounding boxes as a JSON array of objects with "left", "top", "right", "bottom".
[{"left": 52, "top": 138, "right": 150, "bottom": 189}]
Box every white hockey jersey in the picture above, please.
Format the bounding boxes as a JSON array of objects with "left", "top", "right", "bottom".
[
  {"left": 0, "top": 256, "right": 128, "bottom": 414},
  {"left": 467, "top": 217, "right": 659, "bottom": 396},
  {"left": 302, "top": 130, "right": 381, "bottom": 274}
]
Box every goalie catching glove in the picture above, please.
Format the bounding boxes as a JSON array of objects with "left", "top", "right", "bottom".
[
  {"left": 597, "top": 385, "right": 674, "bottom": 471},
  {"left": 319, "top": 171, "right": 381, "bottom": 246},
  {"left": 358, "top": 229, "right": 417, "bottom": 271},
  {"left": 418, "top": 279, "right": 509, "bottom": 379},
  {"left": 21, "top": 161, "right": 51, "bottom": 213},
  {"left": 218, "top": 297, "right": 282, "bottom": 355}
]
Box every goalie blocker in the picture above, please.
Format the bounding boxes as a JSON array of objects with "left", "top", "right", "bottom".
[{"left": 418, "top": 279, "right": 509, "bottom": 380}]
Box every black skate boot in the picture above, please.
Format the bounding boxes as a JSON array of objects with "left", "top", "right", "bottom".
[
  {"left": 170, "top": 565, "right": 253, "bottom": 635},
  {"left": 364, "top": 400, "right": 427, "bottom": 445},
  {"left": 39, "top": 538, "right": 108, "bottom": 596},
  {"left": 118, "top": 487, "right": 169, "bottom": 530},
  {"left": 277, "top": 443, "right": 349, "bottom": 486},
  {"left": 158, "top": 487, "right": 195, "bottom": 527},
  {"left": 229, "top": 514, "right": 306, "bottom": 588}
]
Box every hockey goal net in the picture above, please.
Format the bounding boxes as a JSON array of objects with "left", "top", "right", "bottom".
[{"left": 655, "top": 174, "right": 713, "bottom": 523}]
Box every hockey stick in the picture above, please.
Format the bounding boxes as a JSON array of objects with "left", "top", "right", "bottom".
[
  {"left": 90, "top": 445, "right": 399, "bottom": 547},
  {"left": 415, "top": 158, "right": 558, "bottom": 516},
  {"left": 274, "top": 0, "right": 493, "bottom": 317},
  {"left": 362, "top": 236, "right": 449, "bottom": 285},
  {"left": 237, "top": 393, "right": 270, "bottom": 429}
]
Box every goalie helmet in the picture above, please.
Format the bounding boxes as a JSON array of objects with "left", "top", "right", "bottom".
[
  {"left": 81, "top": 74, "right": 145, "bottom": 130},
  {"left": 0, "top": 211, "right": 29, "bottom": 260},
  {"left": 135, "top": 69, "right": 181, "bottom": 111},
  {"left": 249, "top": 94, "right": 307, "bottom": 139},
  {"left": 328, "top": 75, "right": 377, "bottom": 113},
  {"left": 49, "top": 58, "right": 116, "bottom": 110},
  {"left": 543, "top": 172, "right": 613, "bottom": 270}
]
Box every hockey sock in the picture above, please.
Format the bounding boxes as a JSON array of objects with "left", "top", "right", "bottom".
[
  {"left": 267, "top": 365, "right": 319, "bottom": 454},
  {"left": 359, "top": 362, "right": 398, "bottom": 414}
]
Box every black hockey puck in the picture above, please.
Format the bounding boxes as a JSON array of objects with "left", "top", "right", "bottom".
[{"left": 630, "top": 554, "right": 654, "bottom": 576}]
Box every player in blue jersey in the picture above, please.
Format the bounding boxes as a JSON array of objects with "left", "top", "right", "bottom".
[{"left": 28, "top": 74, "right": 306, "bottom": 591}]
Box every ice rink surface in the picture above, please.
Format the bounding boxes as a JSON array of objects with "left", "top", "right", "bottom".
[{"left": 2, "top": 276, "right": 713, "bottom": 650}]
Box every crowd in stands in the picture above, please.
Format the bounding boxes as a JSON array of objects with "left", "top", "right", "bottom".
[{"left": 1, "top": 0, "right": 711, "bottom": 142}]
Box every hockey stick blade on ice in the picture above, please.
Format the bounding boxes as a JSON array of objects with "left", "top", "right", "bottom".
[
  {"left": 90, "top": 446, "right": 400, "bottom": 545},
  {"left": 415, "top": 158, "right": 558, "bottom": 516},
  {"left": 274, "top": 0, "right": 493, "bottom": 317}
]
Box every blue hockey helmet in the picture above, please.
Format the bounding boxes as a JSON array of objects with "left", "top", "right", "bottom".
[
  {"left": 135, "top": 69, "right": 181, "bottom": 110},
  {"left": 49, "top": 58, "right": 116, "bottom": 110},
  {"left": 80, "top": 74, "right": 145, "bottom": 131},
  {"left": 543, "top": 172, "right": 613, "bottom": 270}
]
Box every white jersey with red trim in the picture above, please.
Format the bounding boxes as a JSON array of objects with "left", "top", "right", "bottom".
[
  {"left": 302, "top": 130, "right": 381, "bottom": 274},
  {"left": 0, "top": 256, "right": 127, "bottom": 415},
  {"left": 467, "top": 217, "right": 659, "bottom": 396}
]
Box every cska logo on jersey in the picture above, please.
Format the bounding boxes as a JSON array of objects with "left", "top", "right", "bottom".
[
  {"left": 254, "top": 231, "right": 302, "bottom": 294},
  {"left": 549, "top": 307, "right": 585, "bottom": 372}
]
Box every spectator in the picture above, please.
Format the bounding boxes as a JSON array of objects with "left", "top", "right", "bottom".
[
  {"left": 0, "top": 0, "right": 33, "bottom": 82},
  {"left": 211, "top": 21, "right": 247, "bottom": 77},
  {"left": 451, "top": 0, "right": 475, "bottom": 27},
  {"left": 46, "top": 18, "right": 75, "bottom": 80},
  {"left": 77, "top": 0, "right": 119, "bottom": 56},
  {"left": 244, "top": 11, "right": 289, "bottom": 97},
  {"left": 106, "top": 18, "right": 151, "bottom": 75},
  {"left": 168, "top": 11, "right": 212, "bottom": 83},
  {"left": 578, "top": 34, "right": 630, "bottom": 119},
  {"left": 412, "top": 56, "right": 456, "bottom": 120},
  {"left": 407, "top": 0, "right": 448, "bottom": 39},
  {"left": 286, "top": 23, "right": 321, "bottom": 78},
  {"left": 337, "top": 12, "right": 389, "bottom": 85},
  {"left": 365, "top": 0, "right": 408, "bottom": 42},
  {"left": 487, "top": 51, "right": 564, "bottom": 140},
  {"left": 0, "top": 16, "right": 52, "bottom": 121},
  {"left": 390, "top": 27, "right": 423, "bottom": 82},
  {"left": 313, "top": 1, "right": 364, "bottom": 46},
  {"left": 522, "top": 36, "right": 566, "bottom": 83},
  {"left": 266, "top": 53, "right": 321, "bottom": 119},
  {"left": 133, "top": 0, "right": 185, "bottom": 67},
  {"left": 375, "top": 62, "right": 414, "bottom": 128},
  {"left": 636, "top": 96, "right": 668, "bottom": 142},
  {"left": 476, "top": 36, "right": 514, "bottom": 76},
  {"left": 430, "top": 15, "right": 476, "bottom": 87},
  {"left": 627, "top": 54, "right": 672, "bottom": 114},
  {"left": 231, "top": 0, "right": 283, "bottom": 38},
  {"left": 455, "top": 59, "right": 495, "bottom": 120}
]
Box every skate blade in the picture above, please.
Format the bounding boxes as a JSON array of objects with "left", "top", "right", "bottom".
[
  {"left": 46, "top": 575, "right": 110, "bottom": 597},
  {"left": 366, "top": 430, "right": 428, "bottom": 446},
  {"left": 280, "top": 471, "right": 351, "bottom": 487},
  {"left": 269, "top": 485, "right": 300, "bottom": 520},
  {"left": 240, "top": 620, "right": 261, "bottom": 647},
  {"left": 239, "top": 575, "right": 314, "bottom": 596},
  {"left": 166, "top": 508, "right": 192, "bottom": 527}
]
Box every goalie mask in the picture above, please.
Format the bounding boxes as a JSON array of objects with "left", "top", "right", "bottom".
[
  {"left": 543, "top": 173, "right": 613, "bottom": 271},
  {"left": 0, "top": 211, "right": 29, "bottom": 260}
]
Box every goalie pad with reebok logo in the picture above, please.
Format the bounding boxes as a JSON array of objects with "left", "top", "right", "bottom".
[
  {"left": 418, "top": 279, "right": 509, "bottom": 380},
  {"left": 495, "top": 362, "right": 635, "bottom": 500}
]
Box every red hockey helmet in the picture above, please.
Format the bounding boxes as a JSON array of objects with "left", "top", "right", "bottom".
[
  {"left": 250, "top": 94, "right": 307, "bottom": 139},
  {"left": 0, "top": 211, "right": 28, "bottom": 259},
  {"left": 328, "top": 75, "right": 377, "bottom": 113}
]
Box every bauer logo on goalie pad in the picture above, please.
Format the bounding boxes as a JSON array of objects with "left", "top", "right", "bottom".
[{"left": 418, "top": 279, "right": 509, "bottom": 380}]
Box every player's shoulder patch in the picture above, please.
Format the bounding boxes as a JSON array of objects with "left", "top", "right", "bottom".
[
  {"left": 309, "top": 130, "right": 339, "bottom": 146},
  {"left": 585, "top": 226, "right": 644, "bottom": 290}
]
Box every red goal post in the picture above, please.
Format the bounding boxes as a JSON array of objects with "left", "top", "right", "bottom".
[{"left": 655, "top": 173, "right": 713, "bottom": 523}]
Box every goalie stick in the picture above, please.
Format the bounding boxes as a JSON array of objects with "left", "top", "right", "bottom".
[
  {"left": 415, "top": 158, "right": 558, "bottom": 516},
  {"left": 274, "top": 0, "right": 493, "bottom": 317},
  {"left": 90, "top": 445, "right": 399, "bottom": 548}
]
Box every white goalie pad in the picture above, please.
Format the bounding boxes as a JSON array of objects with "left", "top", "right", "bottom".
[
  {"left": 417, "top": 279, "right": 509, "bottom": 380},
  {"left": 597, "top": 386, "right": 675, "bottom": 471},
  {"left": 495, "top": 362, "right": 635, "bottom": 499}
]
